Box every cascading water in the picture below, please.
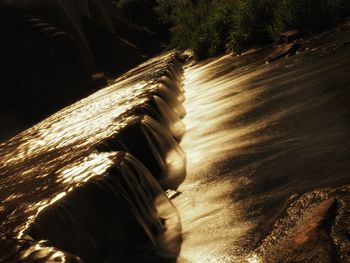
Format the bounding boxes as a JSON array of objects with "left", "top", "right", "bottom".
[
  {"left": 150, "top": 83, "right": 187, "bottom": 119},
  {"left": 159, "top": 76, "right": 186, "bottom": 103},
  {"left": 22, "top": 152, "right": 181, "bottom": 262},
  {"left": 115, "top": 94, "right": 186, "bottom": 142},
  {"left": 96, "top": 115, "right": 186, "bottom": 189},
  {"left": 2, "top": 22, "right": 350, "bottom": 263},
  {"left": 0, "top": 51, "right": 187, "bottom": 262},
  {"left": 172, "top": 24, "right": 350, "bottom": 262}
]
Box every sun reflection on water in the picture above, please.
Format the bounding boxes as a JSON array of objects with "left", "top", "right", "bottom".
[
  {"left": 0, "top": 52, "right": 179, "bottom": 250},
  {"left": 174, "top": 54, "right": 289, "bottom": 262}
]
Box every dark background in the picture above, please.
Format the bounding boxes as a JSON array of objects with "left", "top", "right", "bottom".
[{"left": 1, "top": 0, "right": 349, "bottom": 142}]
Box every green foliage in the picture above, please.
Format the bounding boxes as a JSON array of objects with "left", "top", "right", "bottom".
[
  {"left": 155, "top": 0, "right": 348, "bottom": 59},
  {"left": 225, "top": 0, "right": 274, "bottom": 53},
  {"left": 155, "top": 0, "right": 212, "bottom": 57},
  {"left": 269, "top": 0, "right": 344, "bottom": 39}
]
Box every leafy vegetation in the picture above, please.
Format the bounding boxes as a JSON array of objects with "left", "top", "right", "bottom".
[
  {"left": 155, "top": 0, "right": 349, "bottom": 59},
  {"left": 268, "top": 0, "right": 344, "bottom": 38},
  {"left": 108, "top": 0, "right": 350, "bottom": 59}
]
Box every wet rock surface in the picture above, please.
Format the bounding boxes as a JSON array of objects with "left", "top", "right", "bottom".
[
  {"left": 253, "top": 187, "right": 350, "bottom": 263},
  {"left": 267, "top": 41, "right": 302, "bottom": 63},
  {"left": 1, "top": 18, "right": 350, "bottom": 263},
  {"left": 0, "top": 0, "right": 162, "bottom": 142},
  {"left": 280, "top": 30, "right": 301, "bottom": 43},
  {"left": 0, "top": 50, "right": 186, "bottom": 262}
]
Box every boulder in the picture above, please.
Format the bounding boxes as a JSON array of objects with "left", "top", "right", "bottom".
[
  {"left": 267, "top": 41, "right": 302, "bottom": 63},
  {"left": 280, "top": 30, "right": 301, "bottom": 43}
]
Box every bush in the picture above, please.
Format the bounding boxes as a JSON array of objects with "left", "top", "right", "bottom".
[
  {"left": 155, "top": 0, "right": 213, "bottom": 58},
  {"left": 194, "top": 2, "right": 236, "bottom": 58},
  {"left": 269, "top": 0, "right": 344, "bottom": 39},
  {"left": 156, "top": 0, "right": 274, "bottom": 57},
  {"left": 155, "top": 0, "right": 349, "bottom": 59},
  {"left": 226, "top": 0, "right": 273, "bottom": 53}
]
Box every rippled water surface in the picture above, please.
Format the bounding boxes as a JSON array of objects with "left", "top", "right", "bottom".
[
  {"left": 1, "top": 23, "right": 350, "bottom": 262},
  {"left": 0, "top": 51, "right": 185, "bottom": 262},
  {"left": 175, "top": 24, "right": 350, "bottom": 262}
]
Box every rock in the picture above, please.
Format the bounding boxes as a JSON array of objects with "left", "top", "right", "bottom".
[
  {"left": 341, "top": 40, "right": 350, "bottom": 47},
  {"left": 252, "top": 186, "right": 350, "bottom": 263},
  {"left": 331, "top": 196, "right": 350, "bottom": 263},
  {"left": 267, "top": 41, "right": 302, "bottom": 63},
  {"left": 179, "top": 49, "right": 195, "bottom": 63},
  {"left": 280, "top": 30, "right": 301, "bottom": 43}
]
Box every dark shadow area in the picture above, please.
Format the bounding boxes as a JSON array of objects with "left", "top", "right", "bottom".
[
  {"left": 0, "top": 0, "right": 164, "bottom": 142},
  {"left": 24, "top": 153, "right": 179, "bottom": 263},
  {"left": 0, "top": 6, "right": 105, "bottom": 142},
  {"left": 0, "top": 51, "right": 185, "bottom": 262}
]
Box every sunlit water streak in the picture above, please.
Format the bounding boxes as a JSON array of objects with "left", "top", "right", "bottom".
[
  {"left": 0, "top": 51, "right": 185, "bottom": 261},
  {"left": 1, "top": 24, "right": 350, "bottom": 262},
  {"left": 175, "top": 55, "right": 277, "bottom": 263},
  {"left": 175, "top": 25, "right": 350, "bottom": 262}
]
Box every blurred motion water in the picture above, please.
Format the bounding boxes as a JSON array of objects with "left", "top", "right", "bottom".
[
  {"left": 175, "top": 23, "right": 350, "bottom": 262},
  {"left": 1, "top": 22, "right": 350, "bottom": 263},
  {"left": 0, "top": 51, "right": 185, "bottom": 262}
]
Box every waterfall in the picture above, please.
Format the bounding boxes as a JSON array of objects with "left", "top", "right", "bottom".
[
  {"left": 21, "top": 152, "right": 181, "bottom": 262},
  {"left": 0, "top": 50, "right": 188, "bottom": 262}
]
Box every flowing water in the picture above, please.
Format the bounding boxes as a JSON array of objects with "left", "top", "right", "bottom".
[
  {"left": 175, "top": 23, "right": 350, "bottom": 262},
  {"left": 0, "top": 51, "right": 185, "bottom": 262},
  {"left": 1, "top": 23, "right": 350, "bottom": 262}
]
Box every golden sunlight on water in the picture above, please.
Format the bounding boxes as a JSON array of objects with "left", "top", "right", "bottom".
[
  {"left": 0, "top": 51, "right": 186, "bottom": 261},
  {"left": 2, "top": 26, "right": 350, "bottom": 260},
  {"left": 173, "top": 55, "right": 285, "bottom": 262},
  {"left": 16, "top": 152, "right": 119, "bottom": 239},
  {"left": 175, "top": 27, "right": 350, "bottom": 261}
]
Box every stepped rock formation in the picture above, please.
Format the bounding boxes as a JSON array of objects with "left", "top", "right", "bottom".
[
  {"left": 0, "top": 50, "right": 187, "bottom": 262},
  {"left": 0, "top": 0, "right": 160, "bottom": 141}
]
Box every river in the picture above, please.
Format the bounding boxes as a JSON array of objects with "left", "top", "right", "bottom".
[{"left": 1, "top": 22, "right": 350, "bottom": 263}]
